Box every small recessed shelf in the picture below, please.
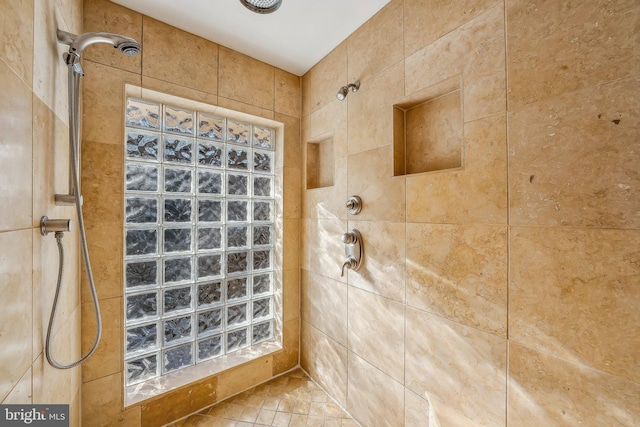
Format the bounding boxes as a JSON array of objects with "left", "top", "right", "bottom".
[
  {"left": 394, "top": 77, "right": 463, "bottom": 176},
  {"left": 306, "top": 136, "right": 334, "bottom": 189}
]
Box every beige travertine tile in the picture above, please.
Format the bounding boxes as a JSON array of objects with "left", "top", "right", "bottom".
[
  {"left": 82, "top": 60, "right": 141, "bottom": 146},
  {"left": 142, "top": 16, "right": 217, "bottom": 94},
  {"left": 406, "top": 223, "right": 508, "bottom": 337},
  {"left": 0, "top": 230, "right": 33, "bottom": 402},
  {"left": 301, "top": 322, "right": 348, "bottom": 406},
  {"left": 509, "top": 76, "right": 640, "bottom": 229},
  {"left": 276, "top": 113, "right": 301, "bottom": 170},
  {"left": 219, "top": 47, "right": 274, "bottom": 110},
  {"left": 81, "top": 221, "right": 122, "bottom": 301},
  {"left": 507, "top": 0, "right": 639, "bottom": 109},
  {"left": 404, "top": 0, "right": 500, "bottom": 56},
  {"left": 141, "top": 76, "right": 217, "bottom": 106},
  {"left": 83, "top": 0, "right": 142, "bottom": 73},
  {"left": 301, "top": 270, "right": 348, "bottom": 346},
  {"left": 405, "top": 308, "right": 507, "bottom": 426},
  {"left": 0, "top": 0, "right": 33, "bottom": 85},
  {"left": 429, "top": 396, "right": 485, "bottom": 427},
  {"left": 273, "top": 318, "right": 300, "bottom": 375},
  {"left": 346, "top": 220, "right": 405, "bottom": 303},
  {"left": 2, "top": 367, "right": 31, "bottom": 404},
  {"left": 217, "top": 97, "right": 275, "bottom": 120},
  {"left": 0, "top": 59, "right": 32, "bottom": 232},
  {"left": 82, "top": 373, "right": 126, "bottom": 427},
  {"left": 303, "top": 152, "right": 349, "bottom": 221},
  {"left": 508, "top": 343, "right": 640, "bottom": 426},
  {"left": 81, "top": 140, "right": 124, "bottom": 223},
  {"left": 309, "top": 99, "right": 348, "bottom": 159},
  {"left": 510, "top": 227, "right": 640, "bottom": 384},
  {"left": 301, "top": 219, "right": 347, "bottom": 283},
  {"left": 405, "top": 3, "right": 505, "bottom": 122},
  {"left": 282, "top": 167, "right": 302, "bottom": 219},
  {"left": 215, "top": 356, "right": 273, "bottom": 401},
  {"left": 282, "top": 268, "right": 300, "bottom": 322},
  {"left": 347, "top": 352, "right": 404, "bottom": 427},
  {"left": 406, "top": 114, "right": 507, "bottom": 225},
  {"left": 275, "top": 69, "right": 301, "bottom": 118},
  {"left": 347, "top": 62, "right": 404, "bottom": 155},
  {"left": 81, "top": 297, "right": 122, "bottom": 382},
  {"left": 302, "top": 41, "right": 347, "bottom": 117},
  {"left": 276, "top": 217, "right": 299, "bottom": 272},
  {"left": 347, "top": 287, "right": 404, "bottom": 382},
  {"left": 347, "top": 145, "right": 406, "bottom": 222},
  {"left": 54, "top": 0, "right": 82, "bottom": 35},
  {"left": 405, "top": 389, "right": 430, "bottom": 427},
  {"left": 347, "top": 0, "right": 404, "bottom": 82}
]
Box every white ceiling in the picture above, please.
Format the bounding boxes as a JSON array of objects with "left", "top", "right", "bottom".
[{"left": 111, "top": 0, "right": 391, "bottom": 76}]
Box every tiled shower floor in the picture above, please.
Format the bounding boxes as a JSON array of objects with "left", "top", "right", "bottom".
[{"left": 170, "top": 369, "right": 357, "bottom": 427}]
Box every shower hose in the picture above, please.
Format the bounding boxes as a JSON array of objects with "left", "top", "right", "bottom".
[{"left": 45, "top": 70, "right": 102, "bottom": 370}]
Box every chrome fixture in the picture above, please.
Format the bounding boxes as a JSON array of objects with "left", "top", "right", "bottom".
[
  {"left": 345, "top": 195, "right": 362, "bottom": 215},
  {"left": 240, "top": 0, "right": 282, "bottom": 14},
  {"left": 336, "top": 81, "right": 360, "bottom": 101},
  {"left": 341, "top": 229, "right": 364, "bottom": 277},
  {"left": 45, "top": 29, "right": 140, "bottom": 370}
]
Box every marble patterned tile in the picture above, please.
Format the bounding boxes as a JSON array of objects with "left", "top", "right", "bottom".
[
  {"left": 510, "top": 227, "right": 640, "bottom": 384},
  {"left": 301, "top": 270, "right": 348, "bottom": 346},
  {"left": 347, "top": 352, "right": 404, "bottom": 427},
  {"left": 429, "top": 395, "right": 485, "bottom": 427},
  {"left": 405, "top": 388, "right": 429, "bottom": 427},
  {"left": 215, "top": 356, "right": 273, "bottom": 401},
  {"left": 302, "top": 41, "right": 347, "bottom": 117},
  {"left": 217, "top": 97, "right": 275, "bottom": 121},
  {"left": 276, "top": 113, "right": 301, "bottom": 171},
  {"left": 509, "top": 76, "right": 640, "bottom": 229},
  {"left": 275, "top": 69, "right": 301, "bottom": 118},
  {"left": 301, "top": 219, "right": 347, "bottom": 284},
  {"left": 406, "top": 223, "right": 508, "bottom": 337},
  {"left": 142, "top": 76, "right": 218, "bottom": 106},
  {"left": 507, "top": 0, "right": 640, "bottom": 109},
  {"left": 405, "top": 308, "right": 507, "bottom": 426},
  {"left": 273, "top": 318, "right": 299, "bottom": 376},
  {"left": 81, "top": 140, "right": 124, "bottom": 223},
  {"left": 347, "top": 287, "right": 405, "bottom": 382},
  {"left": 0, "top": 0, "right": 33, "bottom": 85},
  {"left": 218, "top": 47, "right": 274, "bottom": 111},
  {"left": 81, "top": 221, "right": 123, "bottom": 302},
  {"left": 2, "top": 367, "right": 32, "bottom": 404},
  {"left": 81, "top": 297, "right": 122, "bottom": 383},
  {"left": 509, "top": 343, "right": 640, "bottom": 426}
]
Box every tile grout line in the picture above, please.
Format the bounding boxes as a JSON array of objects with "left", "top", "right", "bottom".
[{"left": 504, "top": 1, "right": 511, "bottom": 424}]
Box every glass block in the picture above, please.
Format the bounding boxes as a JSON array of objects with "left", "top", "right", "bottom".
[
  {"left": 253, "top": 125, "right": 273, "bottom": 149},
  {"left": 198, "top": 171, "right": 222, "bottom": 195},
  {"left": 253, "top": 274, "right": 271, "bottom": 295},
  {"left": 227, "top": 226, "right": 248, "bottom": 248},
  {"left": 164, "top": 137, "right": 194, "bottom": 164},
  {"left": 164, "top": 257, "right": 192, "bottom": 283},
  {"left": 126, "top": 260, "right": 157, "bottom": 288},
  {"left": 253, "top": 201, "right": 272, "bottom": 222},
  {"left": 164, "top": 344, "right": 192, "bottom": 372},
  {"left": 164, "top": 315, "right": 192, "bottom": 343},
  {"left": 227, "top": 120, "right": 250, "bottom": 144},
  {"left": 126, "top": 197, "right": 157, "bottom": 224},
  {"left": 227, "top": 328, "right": 248, "bottom": 353},
  {"left": 198, "top": 199, "right": 222, "bottom": 222},
  {"left": 198, "top": 336, "right": 222, "bottom": 361},
  {"left": 227, "top": 304, "right": 247, "bottom": 326},
  {"left": 126, "top": 131, "right": 159, "bottom": 160},
  {"left": 164, "top": 228, "right": 192, "bottom": 253},
  {"left": 126, "top": 99, "right": 160, "bottom": 129},
  {"left": 198, "top": 281, "right": 222, "bottom": 307},
  {"left": 253, "top": 249, "right": 271, "bottom": 270},
  {"left": 198, "top": 113, "right": 225, "bottom": 140},
  {"left": 126, "top": 292, "right": 157, "bottom": 320},
  {"left": 227, "top": 277, "right": 248, "bottom": 300},
  {"left": 164, "top": 105, "right": 195, "bottom": 135},
  {"left": 164, "top": 168, "right": 192, "bottom": 193},
  {"left": 198, "top": 254, "right": 222, "bottom": 278},
  {"left": 253, "top": 225, "right": 271, "bottom": 246},
  {"left": 227, "top": 147, "right": 249, "bottom": 170},
  {"left": 198, "top": 142, "right": 223, "bottom": 167},
  {"left": 227, "top": 200, "right": 248, "bottom": 222},
  {"left": 126, "top": 229, "right": 157, "bottom": 256},
  {"left": 164, "top": 286, "right": 192, "bottom": 313},
  {"left": 164, "top": 198, "right": 192, "bottom": 222},
  {"left": 253, "top": 321, "right": 273, "bottom": 344},
  {"left": 227, "top": 173, "right": 248, "bottom": 196},
  {"left": 126, "top": 164, "right": 158, "bottom": 192},
  {"left": 198, "top": 309, "right": 223, "bottom": 336},
  {"left": 126, "top": 324, "right": 157, "bottom": 353},
  {"left": 227, "top": 252, "right": 248, "bottom": 274},
  {"left": 197, "top": 227, "right": 222, "bottom": 250},
  {"left": 253, "top": 176, "right": 272, "bottom": 197},
  {"left": 253, "top": 298, "right": 271, "bottom": 319},
  {"left": 126, "top": 354, "right": 158, "bottom": 385},
  {"left": 253, "top": 151, "right": 272, "bottom": 173}
]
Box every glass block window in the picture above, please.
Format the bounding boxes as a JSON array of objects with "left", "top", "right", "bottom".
[{"left": 124, "top": 99, "right": 276, "bottom": 386}]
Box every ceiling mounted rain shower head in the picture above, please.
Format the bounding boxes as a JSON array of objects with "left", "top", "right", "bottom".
[
  {"left": 336, "top": 81, "right": 360, "bottom": 101},
  {"left": 240, "top": 0, "right": 282, "bottom": 14}
]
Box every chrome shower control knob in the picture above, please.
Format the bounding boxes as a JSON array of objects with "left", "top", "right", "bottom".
[
  {"left": 345, "top": 195, "right": 362, "bottom": 215},
  {"left": 342, "top": 232, "right": 357, "bottom": 244}
]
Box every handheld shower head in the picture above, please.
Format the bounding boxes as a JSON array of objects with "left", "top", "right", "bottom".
[{"left": 57, "top": 29, "right": 141, "bottom": 56}]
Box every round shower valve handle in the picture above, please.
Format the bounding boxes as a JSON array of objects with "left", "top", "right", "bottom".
[{"left": 342, "top": 231, "right": 357, "bottom": 244}]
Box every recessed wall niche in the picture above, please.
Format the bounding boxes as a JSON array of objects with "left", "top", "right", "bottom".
[
  {"left": 393, "top": 77, "right": 463, "bottom": 176},
  {"left": 306, "top": 136, "right": 334, "bottom": 189}
]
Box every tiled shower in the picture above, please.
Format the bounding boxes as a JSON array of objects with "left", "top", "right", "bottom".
[{"left": 0, "top": 0, "right": 638, "bottom": 426}]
